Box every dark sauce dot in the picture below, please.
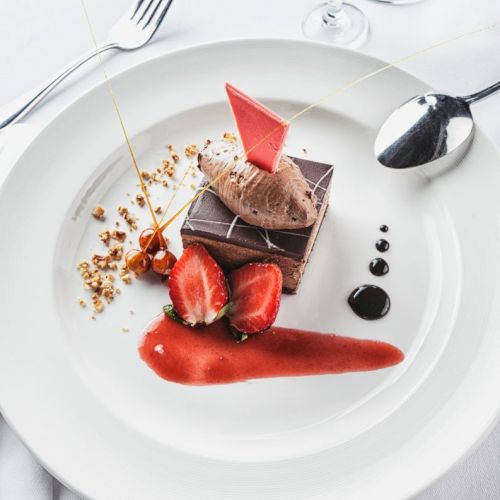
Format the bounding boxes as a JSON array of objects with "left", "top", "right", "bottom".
[
  {"left": 369, "top": 258, "right": 389, "bottom": 276},
  {"left": 379, "top": 225, "right": 389, "bottom": 233},
  {"left": 376, "top": 239, "right": 390, "bottom": 252},
  {"left": 348, "top": 285, "right": 390, "bottom": 320}
]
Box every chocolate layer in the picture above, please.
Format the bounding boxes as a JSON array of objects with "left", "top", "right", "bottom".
[{"left": 181, "top": 156, "right": 333, "bottom": 260}]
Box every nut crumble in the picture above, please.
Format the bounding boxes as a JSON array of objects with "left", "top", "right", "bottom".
[
  {"left": 78, "top": 141, "right": 194, "bottom": 317},
  {"left": 118, "top": 206, "right": 138, "bottom": 230},
  {"left": 184, "top": 144, "right": 198, "bottom": 158},
  {"left": 108, "top": 243, "right": 124, "bottom": 261},
  {"left": 92, "top": 205, "right": 106, "bottom": 220},
  {"left": 162, "top": 160, "right": 175, "bottom": 177},
  {"left": 120, "top": 265, "right": 133, "bottom": 285},
  {"left": 99, "top": 230, "right": 111, "bottom": 246},
  {"left": 167, "top": 145, "right": 180, "bottom": 163},
  {"left": 135, "top": 193, "right": 146, "bottom": 207},
  {"left": 110, "top": 229, "right": 127, "bottom": 242}
]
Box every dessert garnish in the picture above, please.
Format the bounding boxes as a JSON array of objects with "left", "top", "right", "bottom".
[
  {"left": 164, "top": 244, "right": 283, "bottom": 335},
  {"left": 151, "top": 249, "right": 177, "bottom": 277},
  {"left": 198, "top": 140, "right": 318, "bottom": 229},
  {"left": 369, "top": 258, "right": 389, "bottom": 277},
  {"left": 138, "top": 227, "right": 168, "bottom": 254},
  {"left": 124, "top": 248, "right": 152, "bottom": 276},
  {"left": 125, "top": 227, "right": 176, "bottom": 279},
  {"left": 77, "top": 139, "right": 198, "bottom": 316},
  {"left": 139, "top": 315, "right": 404, "bottom": 385},
  {"left": 168, "top": 243, "right": 229, "bottom": 326},
  {"left": 348, "top": 285, "right": 391, "bottom": 320},
  {"left": 225, "top": 83, "right": 289, "bottom": 173},
  {"left": 184, "top": 144, "right": 199, "bottom": 158},
  {"left": 376, "top": 239, "right": 390, "bottom": 252},
  {"left": 227, "top": 262, "right": 282, "bottom": 334},
  {"left": 349, "top": 227, "right": 391, "bottom": 310},
  {"left": 92, "top": 205, "right": 106, "bottom": 220},
  {"left": 118, "top": 206, "right": 138, "bottom": 230}
]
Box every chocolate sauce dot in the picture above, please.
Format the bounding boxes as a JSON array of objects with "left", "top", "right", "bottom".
[
  {"left": 369, "top": 258, "right": 389, "bottom": 276},
  {"left": 348, "top": 285, "right": 390, "bottom": 320},
  {"left": 376, "top": 239, "right": 390, "bottom": 252},
  {"left": 379, "top": 225, "right": 389, "bottom": 233}
]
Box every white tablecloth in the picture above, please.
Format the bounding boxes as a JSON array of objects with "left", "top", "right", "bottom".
[{"left": 1, "top": 0, "right": 500, "bottom": 498}]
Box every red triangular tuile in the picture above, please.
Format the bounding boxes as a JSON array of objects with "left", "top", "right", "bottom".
[{"left": 225, "top": 83, "right": 289, "bottom": 173}]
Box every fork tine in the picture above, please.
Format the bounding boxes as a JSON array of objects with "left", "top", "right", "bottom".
[
  {"left": 129, "top": 0, "right": 145, "bottom": 19},
  {"left": 144, "top": 0, "right": 174, "bottom": 31},
  {"left": 152, "top": 0, "right": 174, "bottom": 28},
  {"left": 133, "top": 0, "right": 155, "bottom": 23},
  {"left": 141, "top": 0, "right": 162, "bottom": 28}
]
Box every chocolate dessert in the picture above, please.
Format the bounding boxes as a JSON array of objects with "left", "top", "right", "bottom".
[{"left": 181, "top": 156, "right": 333, "bottom": 293}]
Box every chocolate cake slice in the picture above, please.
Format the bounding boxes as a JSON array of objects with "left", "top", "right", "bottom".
[{"left": 181, "top": 156, "right": 333, "bottom": 293}]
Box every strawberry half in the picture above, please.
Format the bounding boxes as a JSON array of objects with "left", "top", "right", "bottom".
[
  {"left": 169, "top": 244, "right": 228, "bottom": 326},
  {"left": 228, "top": 262, "right": 282, "bottom": 334}
]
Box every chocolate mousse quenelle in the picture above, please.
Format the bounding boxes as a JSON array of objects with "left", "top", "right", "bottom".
[{"left": 198, "top": 140, "right": 319, "bottom": 230}]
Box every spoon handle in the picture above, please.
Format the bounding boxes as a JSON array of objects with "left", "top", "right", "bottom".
[{"left": 462, "top": 80, "right": 500, "bottom": 104}]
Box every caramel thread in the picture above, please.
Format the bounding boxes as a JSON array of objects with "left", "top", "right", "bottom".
[{"left": 80, "top": 0, "right": 159, "bottom": 229}]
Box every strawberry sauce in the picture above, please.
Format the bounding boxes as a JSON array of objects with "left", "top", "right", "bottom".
[{"left": 139, "top": 315, "right": 404, "bottom": 385}]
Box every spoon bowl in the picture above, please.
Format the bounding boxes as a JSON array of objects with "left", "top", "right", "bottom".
[
  {"left": 375, "top": 93, "right": 474, "bottom": 170},
  {"left": 375, "top": 78, "right": 500, "bottom": 170}
]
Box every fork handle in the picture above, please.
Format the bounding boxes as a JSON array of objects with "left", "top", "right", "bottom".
[{"left": 0, "top": 42, "right": 118, "bottom": 131}]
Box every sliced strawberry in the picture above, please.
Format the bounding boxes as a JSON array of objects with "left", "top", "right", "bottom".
[
  {"left": 228, "top": 263, "right": 282, "bottom": 334},
  {"left": 169, "top": 244, "right": 228, "bottom": 326}
]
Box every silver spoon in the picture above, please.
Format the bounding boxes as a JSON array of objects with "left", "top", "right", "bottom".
[{"left": 374, "top": 80, "right": 500, "bottom": 170}]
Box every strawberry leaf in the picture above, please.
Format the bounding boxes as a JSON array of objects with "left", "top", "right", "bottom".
[
  {"left": 229, "top": 324, "right": 249, "bottom": 343},
  {"left": 163, "top": 304, "right": 185, "bottom": 324},
  {"left": 215, "top": 302, "right": 232, "bottom": 322}
]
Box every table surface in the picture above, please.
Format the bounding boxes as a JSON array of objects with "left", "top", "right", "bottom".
[{"left": 1, "top": 0, "right": 500, "bottom": 499}]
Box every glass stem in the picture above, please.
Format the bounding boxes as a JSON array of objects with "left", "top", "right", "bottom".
[{"left": 322, "top": 0, "right": 351, "bottom": 29}]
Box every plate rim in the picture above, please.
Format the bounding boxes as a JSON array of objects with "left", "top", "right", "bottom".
[{"left": 1, "top": 37, "right": 500, "bottom": 499}]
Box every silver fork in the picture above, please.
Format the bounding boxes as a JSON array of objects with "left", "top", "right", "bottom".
[{"left": 0, "top": 0, "right": 174, "bottom": 131}]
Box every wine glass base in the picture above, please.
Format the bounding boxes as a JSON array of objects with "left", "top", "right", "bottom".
[{"left": 302, "top": 2, "right": 369, "bottom": 48}]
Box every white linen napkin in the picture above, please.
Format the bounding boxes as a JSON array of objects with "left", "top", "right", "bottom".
[{"left": 0, "top": 415, "right": 82, "bottom": 500}]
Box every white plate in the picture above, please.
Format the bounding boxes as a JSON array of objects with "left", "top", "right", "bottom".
[{"left": 1, "top": 39, "right": 500, "bottom": 500}]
